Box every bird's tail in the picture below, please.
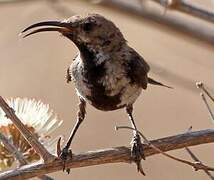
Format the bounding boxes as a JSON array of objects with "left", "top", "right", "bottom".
[{"left": 148, "top": 77, "right": 173, "bottom": 89}]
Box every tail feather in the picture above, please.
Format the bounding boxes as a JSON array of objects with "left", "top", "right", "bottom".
[{"left": 148, "top": 77, "right": 173, "bottom": 89}]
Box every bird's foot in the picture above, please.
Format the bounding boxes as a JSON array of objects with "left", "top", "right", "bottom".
[
  {"left": 60, "top": 147, "right": 72, "bottom": 174},
  {"left": 57, "top": 137, "right": 73, "bottom": 174},
  {"left": 131, "top": 134, "right": 146, "bottom": 175}
]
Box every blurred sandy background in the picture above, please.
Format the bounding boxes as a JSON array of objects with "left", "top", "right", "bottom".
[{"left": 0, "top": 0, "right": 214, "bottom": 179}]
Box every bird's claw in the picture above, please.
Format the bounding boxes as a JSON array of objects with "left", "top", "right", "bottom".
[
  {"left": 57, "top": 137, "right": 73, "bottom": 174},
  {"left": 60, "top": 148, "right": 72, "bottom": 173},
  {"left": 131, "top": 134, "right": 146, "bottom": 175}
]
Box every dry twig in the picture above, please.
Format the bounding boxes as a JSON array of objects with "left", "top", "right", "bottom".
[
  {"left": 0, "top": 132, "right": 26, "bottom": 166},
  {"left": 0, "top": 129, "right": 53, "bottom": 180},
  {"left": 185, "top": 147, "right": 214, "bottom": 180},
  {"left": 177, "top": 81, "right": 214, "bottom": 179},
  {"left": 183, "top": 126, "right": 214, "bottom": 179},
  {"left": 200, "top": 93, "right": 214, "bottom": 122},
  {"left": 0, "top": 128, "right": 214, "bottom": 179},
  {"left": 0, "top": 85, "right": 214, "bottom": 179},
  {"left": 197, "top": 82, "right": 214, "bottom": 103},
  {"left": 196, "top": 82, "right": 214, "bottom": 122},
  {"left": 1, "top": 0, "right": 214, "bottom": 44},
  {"left": 151, "top": 0, "right": 214, "bottom": 23},
  {"left": 116, "top": 126, "right": 214, "bottom": 173},
  {"left": 99, "top": 0, "right": 214, "bottom": 44}
]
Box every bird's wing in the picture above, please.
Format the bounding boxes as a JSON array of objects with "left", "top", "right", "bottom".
[{"left": 126, "top": 48, "right": 150, "bottom": 89}]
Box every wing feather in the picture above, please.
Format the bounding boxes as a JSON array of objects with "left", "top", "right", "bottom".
[{"left": 126, "top": 48, "right": 150, "bottom": 89}]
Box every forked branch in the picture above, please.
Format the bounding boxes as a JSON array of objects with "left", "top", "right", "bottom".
[
  {"left": 0, "top": 133, "right": 53, "bottom": 180},
  {"left": 0, "top": 128, "right": 214, "bottom": 179}
]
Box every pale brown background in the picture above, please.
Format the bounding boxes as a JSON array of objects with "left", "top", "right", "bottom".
[{"left": 0, "top": 0, "right": 214, "bottom": 179}]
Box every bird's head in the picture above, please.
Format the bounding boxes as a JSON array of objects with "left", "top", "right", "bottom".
[{"left": 21, "top": 14, "right": 126, "bottom": 52}]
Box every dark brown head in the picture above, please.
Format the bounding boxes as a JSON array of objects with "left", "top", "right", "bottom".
[{"left": 21, "top": 14, "right": 126, "bottom": 52}]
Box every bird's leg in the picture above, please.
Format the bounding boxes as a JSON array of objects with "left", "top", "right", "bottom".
[
  {"left": 57, "top": 98, "right": 86, "bottom": 173},
  {"left": 126, "top": 105, "right": 145, "bottom": 175}
]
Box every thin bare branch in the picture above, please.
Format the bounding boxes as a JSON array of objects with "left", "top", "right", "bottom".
[
  {"left": 185, "top": 147, "right": 214, "bottom": 180},
  {"left": 99, "top": 0, "right": 214, "bottom": 44},
  {"left": 0, "top": 132, "right": 26, "bottom": 166},
  {"left": 0, "top": 96, "right": 56, "bottom": 163},
  {"left": 200, "top": 93, "right": 214, "bottom": 122},
  {"left": 0, "top": 133, "right": 53, "bottom": 180},
  {"left": 196, "top": 82, "right": 214, "bottom": 122},
  {"left": 197, "top": 82, "right": 214, "bottom": 103},
  {"left": 0, "top": 128, "right": 214, "bottom": 179},
  {"left": 151, "top": 0, "right": 214, "bottom": 23},
  {"left": 116, "top": 126, "right": 214, "bottom": 173},
  {"left": 184, "top": 126, "right": 214, "bottom": 179}
]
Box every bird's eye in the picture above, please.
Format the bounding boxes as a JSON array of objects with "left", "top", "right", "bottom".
[{"left": 83, "top": 22, "right": 93, "bottom": 32}]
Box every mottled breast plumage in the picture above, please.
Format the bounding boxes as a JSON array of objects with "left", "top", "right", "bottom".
[{"left": 69, "top": 44, "right": 148, "bottom": 111}]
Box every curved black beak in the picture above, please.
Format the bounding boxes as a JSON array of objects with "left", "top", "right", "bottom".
[{"left": 21, "top": 21, "right": 71, "bottom": 38}]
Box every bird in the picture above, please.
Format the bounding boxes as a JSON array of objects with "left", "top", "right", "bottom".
[{"left": 21, "top": 14, "right": 171, "bottom": 174}]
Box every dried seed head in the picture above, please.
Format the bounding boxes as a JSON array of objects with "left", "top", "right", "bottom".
[{"left": 0, "top": 98, "right": 63, "bottom": 170}]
